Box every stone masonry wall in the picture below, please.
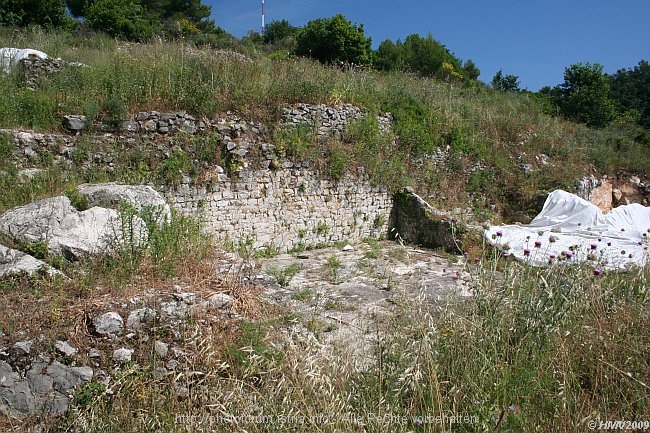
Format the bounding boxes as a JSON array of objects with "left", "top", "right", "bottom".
[
  {"left": 165, "top": 167, "right": 393, "bottom": 252},
  {"left": 2, "top": 104, "right": 394, "bottom": 252}
]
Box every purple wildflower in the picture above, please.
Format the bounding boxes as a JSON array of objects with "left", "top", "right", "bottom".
[
  {"left": 534, "top": 240, "right": 542, "bottom": 248},
  {"left": 593, "top": 268, "right": 603, "bottom": 276},
  {"left": 523, "top": 248, "right": 531, "bottom": 256},
  {"left": 590, "top": 243, "right": 598, "bottom": 250},
  {"left": 496, "top": 230, "right": 503, "bottom": 237},
  {"left": 566, "top": 251, "right": 573, "bottom": 259}
]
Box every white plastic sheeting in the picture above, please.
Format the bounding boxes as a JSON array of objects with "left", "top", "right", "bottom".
[
  {"left": 1, "top": 48, "right": 48, "bottom": 73},
  {"left": 484, "top": 190, "right": 650, "bottom": 270}
]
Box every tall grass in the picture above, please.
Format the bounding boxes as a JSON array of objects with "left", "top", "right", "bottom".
[{"left": 53, "top": 250, "right": 649, "bottom": 432}]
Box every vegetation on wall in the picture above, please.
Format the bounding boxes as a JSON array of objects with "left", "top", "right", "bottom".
[{"left": 0, "top": 25, "right": 648, "bottom": 221}]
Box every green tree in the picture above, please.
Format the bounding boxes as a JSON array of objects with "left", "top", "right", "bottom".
[
  {"left": 462, "top": 59, "right": 480, "bottom": 81},
  {"left": 375, "top": 33, "right": 461, "bottom": 78},
  {"left": 85, "top": 0, "right": 153, "bottom": 40},
  {"left": 143, "top": 0, "right": 215, "bottom": 33},
  {"left": 402, "top": 33, "right": 460, "bottom": 78},
  {"left": 1, "top": 0, "right": 71, "bottom": 28},
  {"left": 264, "top": 19, "right": 298, "bottom": 43},
  {"left": 557, "top": 62, "right": 615, "bottom": 128},
  {"left": 491, "top": 69, "right": 520, "bottom": 92},
  {"left": 609, "top": 60, "right": 650, "bottom": 128},
  {"left": 295, "top": 14, "right": 373, "bottom": 65},
  {"left": 375, "top": 39, "right": 404, "bottom": 72}
]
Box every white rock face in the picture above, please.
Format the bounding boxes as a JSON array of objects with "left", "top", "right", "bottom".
[
  {"left": 92, "top": 312, "right": 124, "bottom": 336},
  {"left": 77, "top": 183, "right": 171, "bottom": 227},
  {"left": 113, "top": 348, "right": 134, "bottom": 364},
  {"left": 0, "top": 196, "right": 148, "bottom": 260},
  {"left": 0, "top": 243, "right": 62, "bottom": 277}
]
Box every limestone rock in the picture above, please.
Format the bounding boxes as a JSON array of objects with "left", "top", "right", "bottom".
[
  {"left": 113, "top": 348, "right": 134, "bottom": 364},
  {"left": 208, "top": 293, "right": 232, "bottom": 309},
  {"left": 0, "top": 356, "right": 92, "bottom": 416},
  {"left": 0, "top": 243, "right": 62, "bottom": 277},
  {"left": 62, "top": 115, "right": 86, "bottom": 133},
  {"left": 390, "top": 188, "right": 464, "bottom": 253},
  {"left": 0, "top": 195, "right": 148, "bottom": 260},
  {"left": 154, "top": 341, "right": 169, "bottom": 358},
  {"left": 77, "top": 183, "right": 171, "bottom": 227},
  {"left": 126, "top": 307, "right": 158, "bottom": 331},
  {"left": 12, "top": 340, "right": 33, "bottom": 356},
  {"left": 92, "top": 312, "right": 123, "bottom": 336},
  {"left": 54, "top": 340, "right": 78, "bottom": 357}
]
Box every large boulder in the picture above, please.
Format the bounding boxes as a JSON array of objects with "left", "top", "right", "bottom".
[
  {"left": 0, "top": 356, "right": 92, "bottom": 416},
  {"left": 77, "top": 183, "right": 171, "bottom": 227},
  {"left": 0, "top": 196, "right": 147, "bottom": 260},
  {"left": 389, "top": 188, "right": 464, "bottom": 253},
  {"left": 0, "top": 243, "right": 62, "bottom": 277}
]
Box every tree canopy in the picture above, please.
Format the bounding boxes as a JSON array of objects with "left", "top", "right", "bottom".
[
  {"left": 491, "top": 70, "right": 520, "bottom": 92},
  {"left": 295, "top": 14, "right": 373, "bottom": 65},
  {"left": 0, "top": 0, "right": 71, "bottom": 28},
  {"left": 608, "top": 60, "right": 650, "bottom": 128},
  {"left": 556, "top": 63, "right": 616, "bottom": 128},
  {"left": 375, "top": 34, "right": 464, "bottom": 80}
]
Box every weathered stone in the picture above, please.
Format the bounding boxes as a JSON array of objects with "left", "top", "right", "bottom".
[
  {"left": 590, "top": 179, "right": 614, "bottom": 213},
  {"left": 0, "top": 357, "right": 93, "bottom": 416},
  {"left": 92, "top": 312, "right": 123, "bottom": 336},
  {"left": 46, "top": 361, "right": 93, "bottom": 395},
  {"left": 113, "top": 348, "right": 134, "bottom": 364},
  {"left": 159, "top": 301, "right": 189, "bottom": 319},
  {"left": 154, "top": 341, "right": 169, "bottom": 358},
  {"left": 0, "top": 243, "right": 62, "bottom": 277},
  {"left": 208, "top": 293, "right": 232, "bottom": 309},
  {"left": 76, "top": 183, "right": 171, "bottom": 227},
  {"left": 0, "top": 360, "right": 20, "bottom": 387},
  {"left": 62, "top": 115, "right": 87, "bottom": 132},
  {"left": 389, "top": 188, "right": 464, "bottom": 253},
  {"left": 0, "top": 196, "right": 148, "bottom": 260},
  {"left": 54, "top": 340, "right": 78, "bottom": 357},
  {"left": 12, "top": 340, "right": 33, "bottom": 356},
  {"left": 126, "top": 307, "right": 158, "bottom": 331},
  {"left": 122, "top": 120, "right": 139, "bottom": 133}
]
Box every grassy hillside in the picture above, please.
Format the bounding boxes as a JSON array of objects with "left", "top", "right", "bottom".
[
  {"left": 1, "top": 27, "right": 648, "bottom": 223},
  {"left": 0, "top": 27, "right": 649, "bottom": 433}
]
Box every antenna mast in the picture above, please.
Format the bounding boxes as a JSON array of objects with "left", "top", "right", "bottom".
[{"left": 261, "top": 0, "right": 266, "bottom": 35}]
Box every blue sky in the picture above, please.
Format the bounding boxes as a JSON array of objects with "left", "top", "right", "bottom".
[{"left": 207, "top": 0, "right": 649, "bottom": 91}]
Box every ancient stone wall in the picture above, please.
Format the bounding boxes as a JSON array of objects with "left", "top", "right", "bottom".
[
  {"left": 1, "top": 104, "right": 395, "bottom": 251},
  {"left": 164, "top": 167, "right": 393, "bottom": 252}
]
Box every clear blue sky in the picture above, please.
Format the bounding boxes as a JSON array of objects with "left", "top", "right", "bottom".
[{"left": 207, "top": 0, "right": 649, "bottom": 91}]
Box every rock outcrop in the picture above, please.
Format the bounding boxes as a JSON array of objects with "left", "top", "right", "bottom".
[
  {"left": 0, "top": 243, "right": 62, "bottom": 277},
  {"left": 77, "top": 183, "right": 171, "bottom": 227},
  {"left": 576, "top": 175, "right": 649, "bottom": 213},
  {"left": 0, "top": 195, "right": 147, "bottom": 261},
  {"left": 389, "top": 188, "right": 464, "bottom": 253}
]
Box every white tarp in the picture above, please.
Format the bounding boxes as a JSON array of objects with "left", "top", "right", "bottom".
[
  {"left": 484, "top": 190, "right": 650, "bottom": 270},
  {"left": 0, "top": 48, "right": 48, "bottom": 73}
]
